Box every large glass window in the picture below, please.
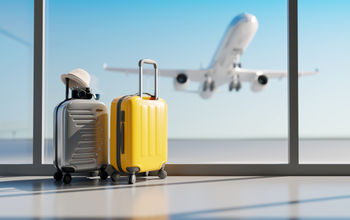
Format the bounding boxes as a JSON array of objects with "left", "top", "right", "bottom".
[
  {"left": 44, "top": 0, "right": 288, "bottom": 164},
  {"left": 0, "top": 0, "right": 34, "bottom": 164},
  {"left": 299, "top": 0, "right": 350, "bottom": 163}
]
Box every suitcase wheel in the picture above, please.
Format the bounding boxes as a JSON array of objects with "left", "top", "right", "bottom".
[
  {"left": 53, "top": 170, "right": 63, "bottom": 181},
  {"left": 111, "top": 172, "right": 120, "bottom": 183},
  {"left": 63, "top": 173, "right": 72, "bottom": 184},
  {"left": 158, "top": 169, "right": 167, "bottom": 179},
  {"left": 128, "top": 174, "right": 136, "bottom": 184},
  {"left": 99, "top": 170, "right": 108, "bottom": 180}
]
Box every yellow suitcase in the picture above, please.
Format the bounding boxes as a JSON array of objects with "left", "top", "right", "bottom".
[{"left": 110, "top": 59, "right": 168, "bottom": 184}]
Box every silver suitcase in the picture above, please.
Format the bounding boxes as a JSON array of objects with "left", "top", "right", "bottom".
[{"left": 53, "top": 79, "right": 109, "bottom": 184}]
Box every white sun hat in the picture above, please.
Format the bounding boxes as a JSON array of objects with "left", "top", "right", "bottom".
[{"left": 61, "top": 68, "right": 91, "bottom": 88}]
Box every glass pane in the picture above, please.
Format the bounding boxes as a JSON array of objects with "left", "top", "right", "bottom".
[
  {"left": 299, "top": 0, "right": 350, "bottom": 163},
  {"left": 0, "top": 0, "right": 33, "bottom": 164},
  {"left": 44, "top": 0, "right": 288, "bottom": 164}
]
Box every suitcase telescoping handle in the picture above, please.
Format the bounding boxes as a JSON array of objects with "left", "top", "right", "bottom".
[
  {"left": 138, "top": 59, "right": 158, "bottom": 100},
  {"left": 65, "top": 78, "right": 69, "bottom": 100}
]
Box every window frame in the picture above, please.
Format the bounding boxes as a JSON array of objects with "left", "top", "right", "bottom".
[{"left": 1, "top": 0, "right": 349, "bottom": 176}]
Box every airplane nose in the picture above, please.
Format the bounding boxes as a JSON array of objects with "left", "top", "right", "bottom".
[
  {"left": 242, "top": 13, "right": 257, "bottom": 23},
  {"left": 230, "top": 13, "right": 258, "bottom": 27}
]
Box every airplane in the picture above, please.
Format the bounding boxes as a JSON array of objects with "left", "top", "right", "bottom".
[{"left": 104, "top": 13, "right": 318, "bottom": 99}]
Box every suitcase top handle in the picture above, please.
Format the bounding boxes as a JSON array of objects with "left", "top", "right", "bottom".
[{"left": 138, "top": 59, "right": 158, "bottom": 100}]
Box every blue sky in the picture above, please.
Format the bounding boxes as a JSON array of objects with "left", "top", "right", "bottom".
[
  {"left": 0, "top": 0, "right": 33, "bottom": 139},
  {"left": 0, "top": 0, "right": 349, "bottom": 140}
]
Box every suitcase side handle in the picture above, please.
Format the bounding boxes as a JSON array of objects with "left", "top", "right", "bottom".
[{"left": 138, "top": 59, "right": 158, "bottom": 100}]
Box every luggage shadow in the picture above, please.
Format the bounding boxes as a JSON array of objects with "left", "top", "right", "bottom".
[
  {"left": 0, "top": 175, "right": 147, "bottom": 191},
  {"left": 0, "top": 176, "right": 276, "bottom": 198}
]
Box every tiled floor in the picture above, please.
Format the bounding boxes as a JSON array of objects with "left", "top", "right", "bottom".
[{"left": 0, "top": 176, "right": 350, "bottom": 219}]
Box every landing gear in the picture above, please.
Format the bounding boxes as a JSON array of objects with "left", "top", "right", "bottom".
[
  {"left": 203, "top": 80, "right": 215, "bottom": 92},
  {"left": 209, "top": 81, "right": 215, "bottom": 91},
  {"left": 229, "top": 81, "right": 241, "bottom": 92},
  {"left": 233, "top": 63, "right": 242, "bottom": 68},
  {"left": 229, "top": 74, "right": 241, "bottom": 92},
  {"left": 203, "top": 75, "right": 215, "bottom": 92},
  {"left": 229, "top": 82, "right": 233, "bottom": 91},
  {"left": 203, "top": 80, "right": 209, "bottom": 91}
]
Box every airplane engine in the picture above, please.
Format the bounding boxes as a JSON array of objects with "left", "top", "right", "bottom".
[
  {"left": 174, "top": 73, "right": 190, "bottom": 91},
  {"left": 251, "top": 74, "right": 268, "bottom": 92}
]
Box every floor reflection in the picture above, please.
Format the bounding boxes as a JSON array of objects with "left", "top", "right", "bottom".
[{"left": 0, "top": 176, "right": 350, "bottom": 219}]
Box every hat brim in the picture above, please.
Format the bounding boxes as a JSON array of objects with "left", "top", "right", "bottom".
[{"left": 61, "top": 73, "right": 89, "bottom": 88}]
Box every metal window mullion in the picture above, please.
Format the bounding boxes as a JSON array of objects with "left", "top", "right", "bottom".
[
  {"left": 288, "top": 0, "right": 299, "bottom": 165},
  {"left": 33, "top": 0, "right": 45, "bottom": 165}
]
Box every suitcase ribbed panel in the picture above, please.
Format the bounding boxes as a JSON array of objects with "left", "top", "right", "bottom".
[
  {"left": 149, "top": 105, "right": 155, "bottom": 157},
  {"left": 72, "top": 153, "right": 96, "bottom": 159},
  {"left": 56, "top": 99, "right": 108, "bottom": 173},
  {"left": 79, "top": 128, "right": 97, "bottom": 134},
  {"left": 155, "top": 104, "right": 158, "bottom": 156},
  {"left": 69, "top": 110, "right": 94, "bottom": 115},
  {"left": 155, "top": 103, "right": 161, "bottom": 156},
  {"left": 70, "top": 158, "right": 96, "bottom": 165},
  {"left": 139, "top": 103, "right": 157, "bottom": 158},
  {"left": 74, "top": 147, "right": 95, "bottom": 153},
  {"left": 69, "top": 108, "right": 98, "bottom": 165},
  {"left": 141, "top": 104, "right": 148, "bottom": 158},
  {"left": 133, "top": 98, "right": 167, "bottom": 171}
]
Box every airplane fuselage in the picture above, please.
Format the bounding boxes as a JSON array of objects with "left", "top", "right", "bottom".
[{"left": 200, "top": 13, "right": 258, "bottom": 99}]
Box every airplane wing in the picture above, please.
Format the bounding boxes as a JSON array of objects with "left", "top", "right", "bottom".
[
  {"left": 103, "top": 63, "right": 208, "bottom": 82},
  {"left": 235, "top": 68, "right": 319, "bottom": 81}
]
